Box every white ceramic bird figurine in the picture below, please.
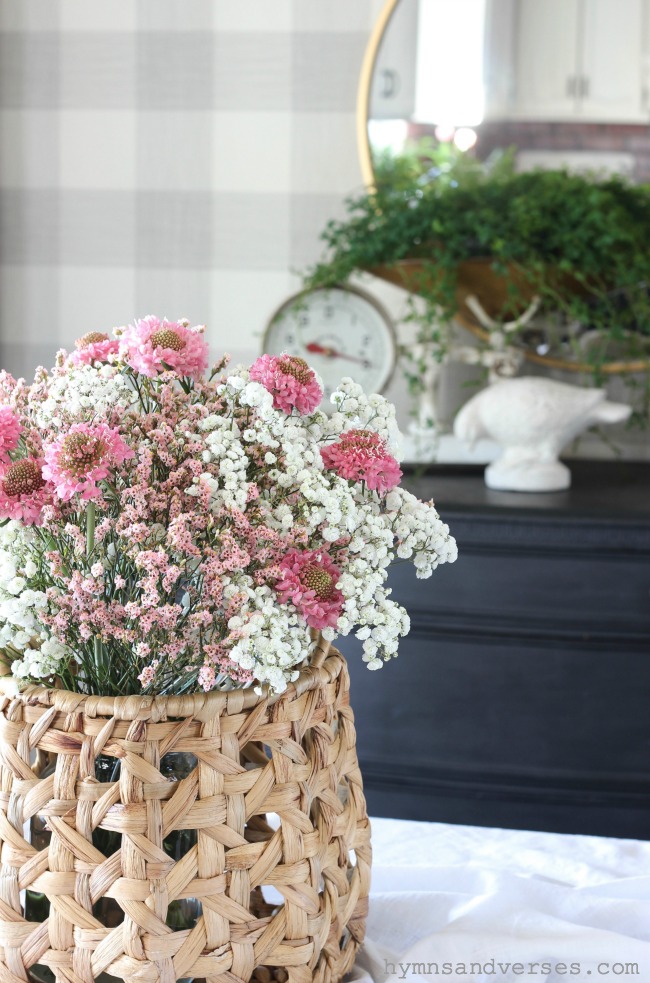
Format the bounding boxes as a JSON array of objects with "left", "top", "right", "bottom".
[{"left": 454, "top": 377, "right": 632, "bottom": 491}]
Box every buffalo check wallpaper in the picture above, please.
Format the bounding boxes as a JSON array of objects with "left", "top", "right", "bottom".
[{"left": 0, "top": 0, "right": 388, "bottom": 380}]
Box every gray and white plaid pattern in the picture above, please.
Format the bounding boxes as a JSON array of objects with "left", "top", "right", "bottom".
[{"left": 0, "top": 0, "right": 382, "bottom": 380}]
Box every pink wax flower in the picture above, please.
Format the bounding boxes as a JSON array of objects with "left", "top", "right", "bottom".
[
  {"left": 0, "top": 407, "right": 21, "bottom": 463},
  {"left": 0, "top": 371, "right": 19, "bottom": 404},
  {"left": 275, "top": 548, "right": 344, "bottom": 630},
  {"left": 198, "top": 664, "right": 216, "bottom": 691},
  {"left": 138, "top": 661, "right": 159, "bottom": 688},
  {"left": 249, "top": 354, "right": 322, "bottom": 415},
  {"left": 0, "top": 458, "right": 51, "bottom": 525},
  {"left": 119, "top": 315, "right": 209, "bottom": 379},
  {"left": 43, "top": 422, "right": 134, "bottom": 502},
  {"left": 70, "top": 331, "right": 119, "bottom": 366},
  {"left": 321, "top": 428, "right": 402, "bottom": 496}
]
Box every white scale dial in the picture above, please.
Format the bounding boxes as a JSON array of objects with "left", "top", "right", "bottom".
[{"left": 263, "top": 286, "right": 397, "bottom": 403}]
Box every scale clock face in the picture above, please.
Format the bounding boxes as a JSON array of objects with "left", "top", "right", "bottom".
[{"left": 262, "top": 286, "right": 397, "bottom": 403}]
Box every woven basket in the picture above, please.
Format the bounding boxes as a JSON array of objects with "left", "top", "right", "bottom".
[{"left": 0, "top": 636, "right": 370, "bottom": 983}]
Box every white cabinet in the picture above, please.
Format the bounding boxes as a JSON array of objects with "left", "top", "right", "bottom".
[{"left": 503, "top": 0, "right": 650, "bottom": 122}]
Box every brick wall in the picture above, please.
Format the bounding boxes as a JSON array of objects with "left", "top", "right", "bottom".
[
  {"left": 477, "top": 121, "right": 650, "bottom": 182},
  {"left": 410, "top": 119, "right": 650, "bottom": 182}
]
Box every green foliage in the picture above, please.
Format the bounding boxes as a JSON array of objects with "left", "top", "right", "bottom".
[{"left": 305, "top": 144, "right": 650, "bottom": 409}]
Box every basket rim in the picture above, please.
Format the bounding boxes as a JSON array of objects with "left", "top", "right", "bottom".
[{"left": 0, "top": 633, "right": 339, "bottom": 720}]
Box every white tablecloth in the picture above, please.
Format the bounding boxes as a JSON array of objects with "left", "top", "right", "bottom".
[{"left": 352, "top": 818, "right": 650, "bottom": 983}]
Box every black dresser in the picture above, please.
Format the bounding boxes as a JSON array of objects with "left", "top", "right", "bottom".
[{"left": 339, "top": 461, "right": 650, "bottom": 840}]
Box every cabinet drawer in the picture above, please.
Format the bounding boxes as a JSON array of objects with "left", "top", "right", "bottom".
[{"left": 387, "top": 548, "right": 650, "bottom": 632}]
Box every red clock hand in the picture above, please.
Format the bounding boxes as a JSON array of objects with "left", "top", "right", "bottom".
[
  {"left": 305, "top": 342, "right": 332, "bottom": 356},
  {"left": 305, "top": 342, "right": 369, "bottom": 366}
]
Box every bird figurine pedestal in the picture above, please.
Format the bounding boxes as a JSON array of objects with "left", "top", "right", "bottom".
[{"left": 453, "top": 377, "right": 632, "bottom": 492}]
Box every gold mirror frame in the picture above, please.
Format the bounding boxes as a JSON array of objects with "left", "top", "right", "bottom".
[
  {"left": 356, "top": 0, "right": 399, "bottom": 192},
  {"left": 355, "top": 0, "right": 649, "bottom": 376}
]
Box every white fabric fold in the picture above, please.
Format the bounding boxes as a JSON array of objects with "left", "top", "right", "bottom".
[{"left": 351, "top": 818, "right": 650, "bottom": 983}]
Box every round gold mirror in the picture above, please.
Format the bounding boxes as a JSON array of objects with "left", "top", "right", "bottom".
[{"left": 356, "top": 0, "right": 650, "bottom": 376}]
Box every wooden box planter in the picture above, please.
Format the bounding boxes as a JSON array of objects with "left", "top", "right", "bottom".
[
  {"left": 0, "top": 640, "right": 370, "bottom": 983},
  {"left": 369, "top": 256, "right": 550, "bottom": 324},
  {"left": 368, "top": 258, "right": 648, "bottom": 373}
]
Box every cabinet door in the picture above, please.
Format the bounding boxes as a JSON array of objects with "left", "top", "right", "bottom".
[
  {"left": 483, "top": 0, "right": 517, "bottom": 118},
  {"left": 513, "top": 0, "right": 581, "bottom": 119},
  {"left": 369, "top": 0, "right": 419, "bottom": 120},
  {"left": 580, "top": 0, "right": 649, "bottom": 122}
]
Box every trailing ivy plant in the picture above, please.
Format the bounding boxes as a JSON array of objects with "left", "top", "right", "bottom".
[{"left": 305, "top": 144, "right": 650, "bottom": 422}]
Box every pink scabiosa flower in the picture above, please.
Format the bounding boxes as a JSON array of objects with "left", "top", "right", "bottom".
[
  {"left": 0, "top": 458, "right": 50, "bottom": 525},
  {"left": 70, "top": 331, "right": 119, "bottom": 366},
  {"left": 119, "top": 315, "right": 209, "bottom": 379},
  {"left": 0, "top": 407, "right": 21, "bottom": 462},
  {"left": 275, "top": 549, "right": 344, "bottom": 630},
  {"left": 321, "top": 428, "right": 402, "bottom": 496},
  {"left": 43, "top": 422, "right": 134, "bottom": 502},
  {"left": 249, "top": 354, "right": 322, "bottom": 415}
]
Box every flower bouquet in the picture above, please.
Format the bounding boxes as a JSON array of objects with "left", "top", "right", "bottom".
[{"left": 0, "top": 317, "right": 456, "bottom": 983}]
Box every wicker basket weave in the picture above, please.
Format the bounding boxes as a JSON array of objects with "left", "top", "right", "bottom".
[{"left": 0, "top": 636, "right": 370, "bottom": 983}]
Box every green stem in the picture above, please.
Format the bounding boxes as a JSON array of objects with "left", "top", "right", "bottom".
[
  {"left": 86, "top": 501, "right": 96, "bottom": 557},
  {"left": 86, "top": 502, "right": 103, "bottom": 686}
]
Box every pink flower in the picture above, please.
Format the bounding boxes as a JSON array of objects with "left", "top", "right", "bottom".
[
  {"left": 198, "top": 665, "right": 216, "bottom": 691},
  {"left": 249, "top": 354, "right": 322, "bottom": 415},
  {"left": 0, "top": 458, "right": 51, "bottom": 525},
  {"left": 138, "top": 661, "right": 159, "bottom": 688},
  {"left": 0, "top": 407, "right": 21, "bottom": 462},
  {"left": 275, "top": 549, "right": 344, "bottom": 630},
  {"left": 119, "top": 316, "right": 208, "bottom": 379},
  {"left": 70, "top": 331, "right": 119, "bottom": 366},
  {"left": 43, "top": 422, "right": 134, "bottom": 502},
  {"left": 321, "top": 429, "right": 402, "bottom": 496},
  {"left": 0, "top": 371, "right": 19, "bottom": 404}
]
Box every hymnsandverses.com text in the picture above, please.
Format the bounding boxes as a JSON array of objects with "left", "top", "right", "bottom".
[{"left": 384, "top": 958, "right": 640, "bottom": 978}]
